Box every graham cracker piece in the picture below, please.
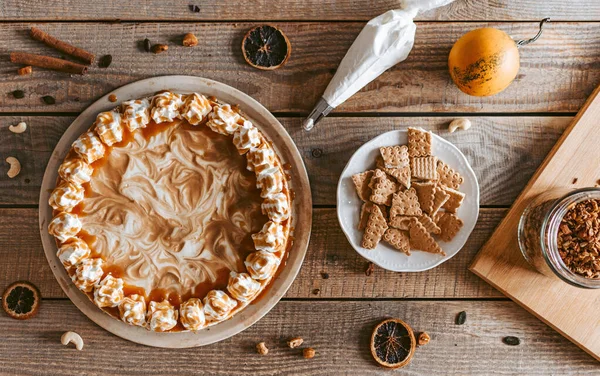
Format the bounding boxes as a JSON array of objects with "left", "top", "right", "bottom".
[
  {"left": 408, "top": 127, "right": 432, "bottom": 157},
  {"left": 380, "top": 146, "right": 409, "bottom": 169},
  {"left": 377, "top": 156, "right": 411, "bottom": 189},
  {"left": 361, "top": 205, "right": 388, "bottom": 249},
  {"left": 352, "top": 170, "right": 374, "bottom": 202},
  {"left": 383, "top": 228, "right": 411, "bottom": 255},
  {"left": 389, "top": 215, "right": 412, "bottom": 230},
  {"left": 390, "top": 188, "right": 422, "bottom": 218},
  {"left": 441, "top": 186, "right": 466, "bottom": 213},
  {"left": 412, "top": 181, "right": 436, "bottom": 214},
  {"left": 431, "top": 186, "right": 450, "bottom": 217},
  {"left": 419, "top": 214, "right": 441, "bottom": 235},
  {"left": 437, "top": 161, "right": 464, "bottom": 190},
  {"left": 436, "top": 212, "right": 464, "bottom": 242},
  {"left": 359, "top": 202, "right": 388, "bottom": 231},
  {"left": 370, "top": 169, "right": 398, "bottom": 206},
  {"left": 408, "top": 218, "right": 446, "bottom": 256},
  {"left": 411, "top": 156, "right": 439, "bottom": 181}
]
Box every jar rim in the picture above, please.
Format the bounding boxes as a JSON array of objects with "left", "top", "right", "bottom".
[{"left": 540, "top": 187, "right": 600, "bottom": 288}]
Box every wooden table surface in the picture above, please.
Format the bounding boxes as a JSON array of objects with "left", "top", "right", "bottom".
[{"left": 1, "top": 0, "right": 599, "bottom": 374}]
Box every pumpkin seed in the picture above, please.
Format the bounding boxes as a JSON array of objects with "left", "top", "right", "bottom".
[
  {"left": 455, "top": 311, "right": 467, "bottom": 325},
  {"left": 12, "top": 90, "right": 25, "bottom": 99},
  {"left": 502, "top": 336, "right": 521, "bottom": 346},
  {"left": 42, "top": 95, "right": 55, "bottom": 105}
]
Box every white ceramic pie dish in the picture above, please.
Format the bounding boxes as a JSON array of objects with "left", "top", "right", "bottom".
[
  {"left": 337, "top": 130, "right": 479, "bottom": 272},
  {"left": 39, "top": 76, "right": 312, "bottom": 348}
]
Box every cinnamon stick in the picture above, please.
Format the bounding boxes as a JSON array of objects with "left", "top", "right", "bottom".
[
  {"left": 30, "top": 27, "right": 95, "bottom": 65},
  {"left": 10, "top": 52, "right": 88, "bottom": 75}
]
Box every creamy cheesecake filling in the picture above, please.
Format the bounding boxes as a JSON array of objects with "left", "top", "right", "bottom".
[{"left": 79, "top": 120, "right": 267, "bottom": 298}]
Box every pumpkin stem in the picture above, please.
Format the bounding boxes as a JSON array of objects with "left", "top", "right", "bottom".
[{"left": 517, "top": 18, "right": 550, "bottom": 48}]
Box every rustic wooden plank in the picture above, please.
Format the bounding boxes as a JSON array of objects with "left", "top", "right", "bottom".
[
  {"left": 0, "top": 116, "right": 569, "bottom": 206},
  {"left": 0, "top": 0, "right": 598, "bottom": 21},
  {"left": 0, "top": 208, "right": 504, "bottom": 299},
  {"left": 0, "top": 22, "right": 598, "bottom": 113},
  {"left": 0, "top": 300, "right": 597, "bottom": 374}
]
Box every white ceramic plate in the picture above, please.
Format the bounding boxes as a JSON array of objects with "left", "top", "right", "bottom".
[
  {"left": 39, "top": 76, "right": 312, "bottom": 347},
  {"left": 337, "top": 130, "right": 479, "bottom": 272}
]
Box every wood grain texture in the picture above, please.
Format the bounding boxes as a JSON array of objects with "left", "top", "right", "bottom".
[
  {"left": 0, "top": 300, "right": 598, "bottom": 375},
  {"left": 0, "top": 116, "right": 570, "bottom": 206},
  {"left": 0, "top": 0, "right": 598, "bottom": 21},
  {"left": 472, "top": 85, "right": 600, "bottom": 361},
  {"left": 0, "top": 22, "right": 599, "bottom": 113},
  {"left": 0, "top": 207, "right": 504, "bottom": 300}
]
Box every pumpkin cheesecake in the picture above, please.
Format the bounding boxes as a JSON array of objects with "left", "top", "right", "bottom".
[{"left": 48, "top": 91, "right": 292, "bottom": 332}]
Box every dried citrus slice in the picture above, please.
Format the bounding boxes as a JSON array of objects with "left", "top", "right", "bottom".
[
  {"left": 371, "top": 318, "right": 416, "bottom": 369},
  {"left": 2, "top": 281, "right": 41, "bottom": 320},
  {"left": 242, "top": 25, "right": 291, "bottom": 70}
]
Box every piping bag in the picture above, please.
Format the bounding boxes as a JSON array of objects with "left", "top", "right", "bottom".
[{"left": 303, "top": 0, "right": 455, "bottom": 131}]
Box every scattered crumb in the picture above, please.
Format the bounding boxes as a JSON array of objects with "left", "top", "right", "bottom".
[
  {"left": 256, "top": 342, "right": 268, "bottom": 355},
  {"left": 320, "top": 272, "right": 329, "bottom": 279},
  {"left": 417, "top": 332, "right": 430, "bottom": 346},
  {"left": 108, "top": 94, "right": 117, "bottom": 102},
  {"left": 303, "top": 347, "right": 316, "bottom": 359},
  {"left": 365, "top": 262, "right": 375, "bottom": 276},
  {"left": 572, "top": 178, "right": 578, "bottom": 184},
  {"left": 287, "top": 337, "right": 303, "bottom": 348},
  {"left": 312, "top": 288, "right": 320, "bottom": 295}
]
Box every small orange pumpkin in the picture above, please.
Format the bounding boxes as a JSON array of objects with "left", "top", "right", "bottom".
[{"left": 448, "top": 19, "right": 549, "bottom": 97}]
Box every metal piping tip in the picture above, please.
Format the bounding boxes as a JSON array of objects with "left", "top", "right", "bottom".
[{"left": 302, "top": 97, "right": 333, "bottom": 131}]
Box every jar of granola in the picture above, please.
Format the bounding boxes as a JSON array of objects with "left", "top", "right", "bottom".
[{"left": 518, "top": 187, "right": 600, "bottom": 288}]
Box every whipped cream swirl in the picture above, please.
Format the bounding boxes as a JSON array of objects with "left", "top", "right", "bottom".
[
  {"left": 72, "top": 131, "right": 106, "bottom": 164},
  {"left": 245, "top": 251, "right": 280, "bottom": 280},
  {"left": 119, "top": 294, "right": 147, "bottom": 327},
  {"left": 94, "top": 275, "right": 125, "bottom": 307},
  {"left": 147, "top": 300, "right": 178, "bottom": 332},
  {"left": 227, "top": 272, "right": 261, "bottom": 302},
  {"left": 151, "top": 92, "right": 184, "bottom": 123},
  {"left": 179, "top": 298, "right": 206, "bottom": 330},
  {"left": 252, "top": 221, "right": 284, "bottom": 253},
  {"left": 247, "top": 143, "right": 276, "bottom": 173},
  {"left": 58, "top": 158, "right": 93, "bottom": 185},
  {"left": 233, "top": 121, "right": 261, "bottom": 154},
  {"left": 94, "top": 111, "right": 123, "bottom": 146},
  {"left": 57, "top": 238, "right": 91, "bottom": 268},
  {"left": 206, "top": 104, "right": 242, "bottom": 135},
  {"left": 203, "top": 290, "right": 238, "bottom": 321},
  {"left": 122, "top": 98, "right": 151, "bottom": 131},
  {"left": 262, "top": 192, "right": 290, "bottom": 222},
  {"left": 72, "top": 258, "right": 104, "bottom": 292},
  {"left": 182, "top": 93, "right": 213, "bottom": 125},
  {"left": 48, "top": 212, "right": 82, "bottom": 243},
  {"left": 256, "top": 167, "right": 284, "bottom": 198},
  {"left": 48, "top": 181, "right": 85, "bottom": 212}
]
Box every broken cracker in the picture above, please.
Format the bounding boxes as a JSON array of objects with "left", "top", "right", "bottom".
[
  {"left": 377, "top": 156, "right": 411, "bottom": 189},
  {"left": 411, "top": 156, "right": 438, "bottom": 181},
  {"left": 359, "top": 202, "right": 388, "bottom": 231},
  {"left": 436, "top": 212, "right": 464, "bottom": 242},
  {"left": 361, "top": 205, "right": 388, "bottom": 249},
  {"left": 352, "top": 170, "right": 374, "bottom": 202},
  {"left": 383, "top": 228, "right": 411, "bottom": 255},
  {"left": 390, "top": 188, "right": 422, "bottom": 218},
  {"left": 369, "top": 169, "right": 398, "bottom": 206},
  {"left": 419, "top": 214, "right": 441, "bottom": 235},
  {"left": 412, "top": 181, "right": 436, "bottom": 214},
  {"left": 441, "top": 186, "right": 465, "bottom": 213},
  {"left": 408, "top": 127, "right": 432, "bottom": 157},
  {"left": 380, "top": 145, "right": 409, "bottom": 169},
  {"left": 431, "top": 186, "right": 450, "bottom": 217},
  {"left": 389, "top": 215, "right": 412, "bottom": 230},
  {"left": 437, "top": 161, "right": 463, "bottom": 190},
  {"left": 408, "top": 218, "right": 446, "bottom": 256}
]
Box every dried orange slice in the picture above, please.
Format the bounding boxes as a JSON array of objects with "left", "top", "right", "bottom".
[
  {"left": 371, "top": 318, "right": 416, "bottom": 369},
  {"left": 242, "top": 25, "right": 291, "bottom": 70},
  {"left": 2, "top": 281, "right": 41, "bottom": 320}
]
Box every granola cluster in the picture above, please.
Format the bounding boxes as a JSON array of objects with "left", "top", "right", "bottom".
[{"left": 557, "top": 199, "right": 600, "bottom": 279}]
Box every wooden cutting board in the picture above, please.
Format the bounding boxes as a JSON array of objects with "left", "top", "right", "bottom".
[{"left": 470, "top": 85, "right": 600, "bottom": 361}]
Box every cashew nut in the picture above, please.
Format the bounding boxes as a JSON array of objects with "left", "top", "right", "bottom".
[
  {"left": 448, "top": 118, "right": 471, "bottom": 133},
  {"left": 61, "top": 331, "right": 84, "bottom": 350},
  {"left": 6, "top": 157, "right": 21, "bottom": 178},
  {"left": 9, "top": 122, "right": 27, "bottom": 134}
]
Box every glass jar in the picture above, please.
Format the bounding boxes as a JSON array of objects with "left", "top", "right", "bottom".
[{"left": 518, "top": 187, "right": 600, "bottom": 289}]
